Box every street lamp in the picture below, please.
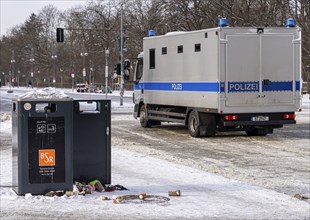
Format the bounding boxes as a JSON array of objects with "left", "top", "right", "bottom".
[
  {"left": 29, "top": 57, "right": 35, "bottom": 88},
  {"left": 120, "top": 0, "right": 124, "bottom": 106},
  {"left": 17, "top": 70, "right": 20, "bottom": 87},
  {"left": 105, "top": 49, "right": 109, "bottom": 99},
  {"left": 90, "top": 67, "right": 94, "bottom": 85},
  {"left": 80, "top": 41, "right": 88, "bottom": 83},
  {"left": 37, "top": 70, "right": 40, "bottom": 88},
  {"left": 10, "top": 58, "right": 15, "bottom": 89},
  {"left": 60, "top": 68, "right": 63, "bottom": 89},
  {"left": 51, "top": 55, "right": 57, "bottom": 87},
  {"left": 1, "top": 72, "right": 5, "bottom": 87}
]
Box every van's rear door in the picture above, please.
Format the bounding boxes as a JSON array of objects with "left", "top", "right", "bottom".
[
  {"left": 224, "top": 29, "right": 298, "bottom": 109},
  {"left": 261, "top": 34, "right": 294, "bottom": 105},
  {"left": 225, "top": 34, "right": 261, "bottom": 107}
]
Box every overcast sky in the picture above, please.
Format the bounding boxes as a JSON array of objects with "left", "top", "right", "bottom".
[{"left": 0, "top": 0, "right": 88, "bottom": 36}]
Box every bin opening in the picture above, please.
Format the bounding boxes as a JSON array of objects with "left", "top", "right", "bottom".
[
  {"left": 78, "top": 101, "right": 100, "bottom": 114},
  {"left": 36, "top": 103, "right": 57, "bottom": 113}
]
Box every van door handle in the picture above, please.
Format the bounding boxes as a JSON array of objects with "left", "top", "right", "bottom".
[{"left": 263, "top": 79, "right": 270, "bottom": 86}]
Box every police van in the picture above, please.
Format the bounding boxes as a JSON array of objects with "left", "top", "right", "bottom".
[{"left": 133, "top": 19, "right": 302, "bottom": 137}]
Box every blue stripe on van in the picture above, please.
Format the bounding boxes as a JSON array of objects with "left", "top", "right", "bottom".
[
  {"left": 296, "top": 81, "right": 300, "bottom": 91},
  {"left": 135, "top": 82, "right": 222, "bottom": 92},
  {"left": 133, "top": 81, "right": 300, "bottom": 92},
  {"left": 262, "top": 81, "right": 293, "bottom": 92}
]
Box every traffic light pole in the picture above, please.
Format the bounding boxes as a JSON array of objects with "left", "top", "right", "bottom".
[{"left": 120, "top": 1, "right": 124, "bottom": 106}]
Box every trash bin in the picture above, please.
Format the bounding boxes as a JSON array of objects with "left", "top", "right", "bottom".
[
  {"left": 73, "top": 100, "right": 111, "bottom": 184},
  {"left": 12, "top": 98, "right": 73, "bottom": 195}
]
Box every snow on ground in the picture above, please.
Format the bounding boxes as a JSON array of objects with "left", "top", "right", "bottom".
[
  {"left": 0, "top": 90, "right": 309, "bottom": 219},
  {"left": 1, "top": 115, "right": 310, "bottom": 219}
]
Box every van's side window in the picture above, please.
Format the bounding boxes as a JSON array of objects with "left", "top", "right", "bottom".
[
  {"left": 195, "top": 44, "right": 201, "bottom": 52},
  {"left": 162, "top": 47, "right": 167, "bottom": 55},
  {"left": 149, "top": 48, "right": 155, "bottom": 69},
  {"left": 177, "top": 45, "right": 183, "bottom": 53}
]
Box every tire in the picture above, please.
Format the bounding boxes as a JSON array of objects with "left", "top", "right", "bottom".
[
  {"left": 188, "top": 111, "right": 200, "bottom": 137},
  {"left": 246, "top": 128, "right": 269, "bottom": 136},
  {"left": 140, "top": 105, "right": 151, "bottom": 128}
]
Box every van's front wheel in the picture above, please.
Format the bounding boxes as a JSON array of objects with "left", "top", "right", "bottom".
[{"left": 140, "top": 105, "right": 151, "bottom": 128}]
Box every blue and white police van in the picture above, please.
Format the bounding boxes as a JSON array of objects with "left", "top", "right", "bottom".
[{"left": 133, "top": 19, "right": 302, "bottom": 137}]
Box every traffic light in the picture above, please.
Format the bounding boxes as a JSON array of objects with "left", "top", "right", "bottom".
[
  {"left": 117, "top": 35, "right": 127, "bottom": 51},
  {"left": 114, "top": 64, "right": 121, "bottom": 75},
  {"left": 124, "top": 59, "right": 131, "bottom": 80},
  {"left": 56, "top": 28, "right": 64, "bottom": 42}
]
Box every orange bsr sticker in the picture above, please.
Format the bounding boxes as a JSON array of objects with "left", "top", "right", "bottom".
[{"left": 39, "top": 149, "right": 55, "bottom": 166}]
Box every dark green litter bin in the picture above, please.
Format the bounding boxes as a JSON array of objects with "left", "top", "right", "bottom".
[
  {"left": 73, "top": 100, "right": 111, "bottom": 184},
  {"left": 12, "top": 98, "right": 73, "bottom": 195}
]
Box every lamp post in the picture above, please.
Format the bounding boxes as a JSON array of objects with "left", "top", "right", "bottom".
[
  {"left": 105, "top": 49, "right": 110, "bottom": 99},
  {"left": 80, "top": 41, "right": 88, "bottom": 83},
  {"left": 120, "top": 0, "right": 124, "bottom": 106},
  {"left": 1, "top": 72, "right": 4, "bottom": 87},
  {"left": 10, "top": 58, "right": 15, "bottom": 89},
  {"left": 71, "top": 69, "right": 75, "bottom": 92},
  {"left": 60, "top": 68, "right": 63, "bottom": 89},
  {"left": 51, "top": 55, "right": 57, "bottom": 87},
  {"left": 29, "top": 57, "right": 35, "bottom": 88},
  {"left": 37, "top": 70, "right": 40, "bottom": 88},
  {"left": 89, "top": 67, "right": 92, "bottom": 86},
  {"left": 17, "top": 70, "right": 20, "bottom": 87}
]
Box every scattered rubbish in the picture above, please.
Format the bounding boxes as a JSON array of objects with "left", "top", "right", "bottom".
[
  {"left": 112, "top": 194, "right": 170, "bottom": 204},
  {"left": 139, "top": 192, "right": 147, "bottom": 200},
  {"left": 83, "top": 185, "right": 94, "bottom": 194},
  {"left": 294, "top": 194, "right": 310, "bottom": 200},
  {"left": 45, "top": 190, "right": 71, "bottom": 197},
  {"left": 65, "top": 191, "right": 77, "bottom": 197},
  {"left": 168, "top": 190, "right": 181, "bottom": 196},
  {"left": 71, "top": 182, "right": 128, "bottom": 196},
  {"left": 114, "top": 184, "right": 128, "bottom": 191},
  {"left": 89, "top": 180, "right": 105, "bottom": 192},
  {"left": 74, "top": 181, "right": 84, "bottom": 192},
  {"left": 55, "top": 190, "right": 65, "bottom": 196},
  {"left": 74, "top": 181, "right": 94, "bottom": 195},
  {"left": 103, "top": 184, "right": 128, "bottom": 192},
  {"left": 103, "top": 184, "right": 115, "bottom": 192},
  {"left": 45, "top": 191, "right": 56, "bottom": 197}
]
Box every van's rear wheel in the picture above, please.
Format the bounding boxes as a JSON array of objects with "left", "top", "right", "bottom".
[
  {"left": 188, "top": 111, "right": 216, "bottom": 137},
  {"left": 188, "top": 111, "right": 200, "bottom": 137}
]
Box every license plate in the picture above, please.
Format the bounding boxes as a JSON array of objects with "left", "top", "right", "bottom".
[{"left": 251, "top": 116, "right": 269, "bottom": 121}]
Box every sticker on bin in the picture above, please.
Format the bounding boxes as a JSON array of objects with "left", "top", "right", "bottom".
[{"left": 39, "top": 149, "right": 55, "bottom": 166}]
